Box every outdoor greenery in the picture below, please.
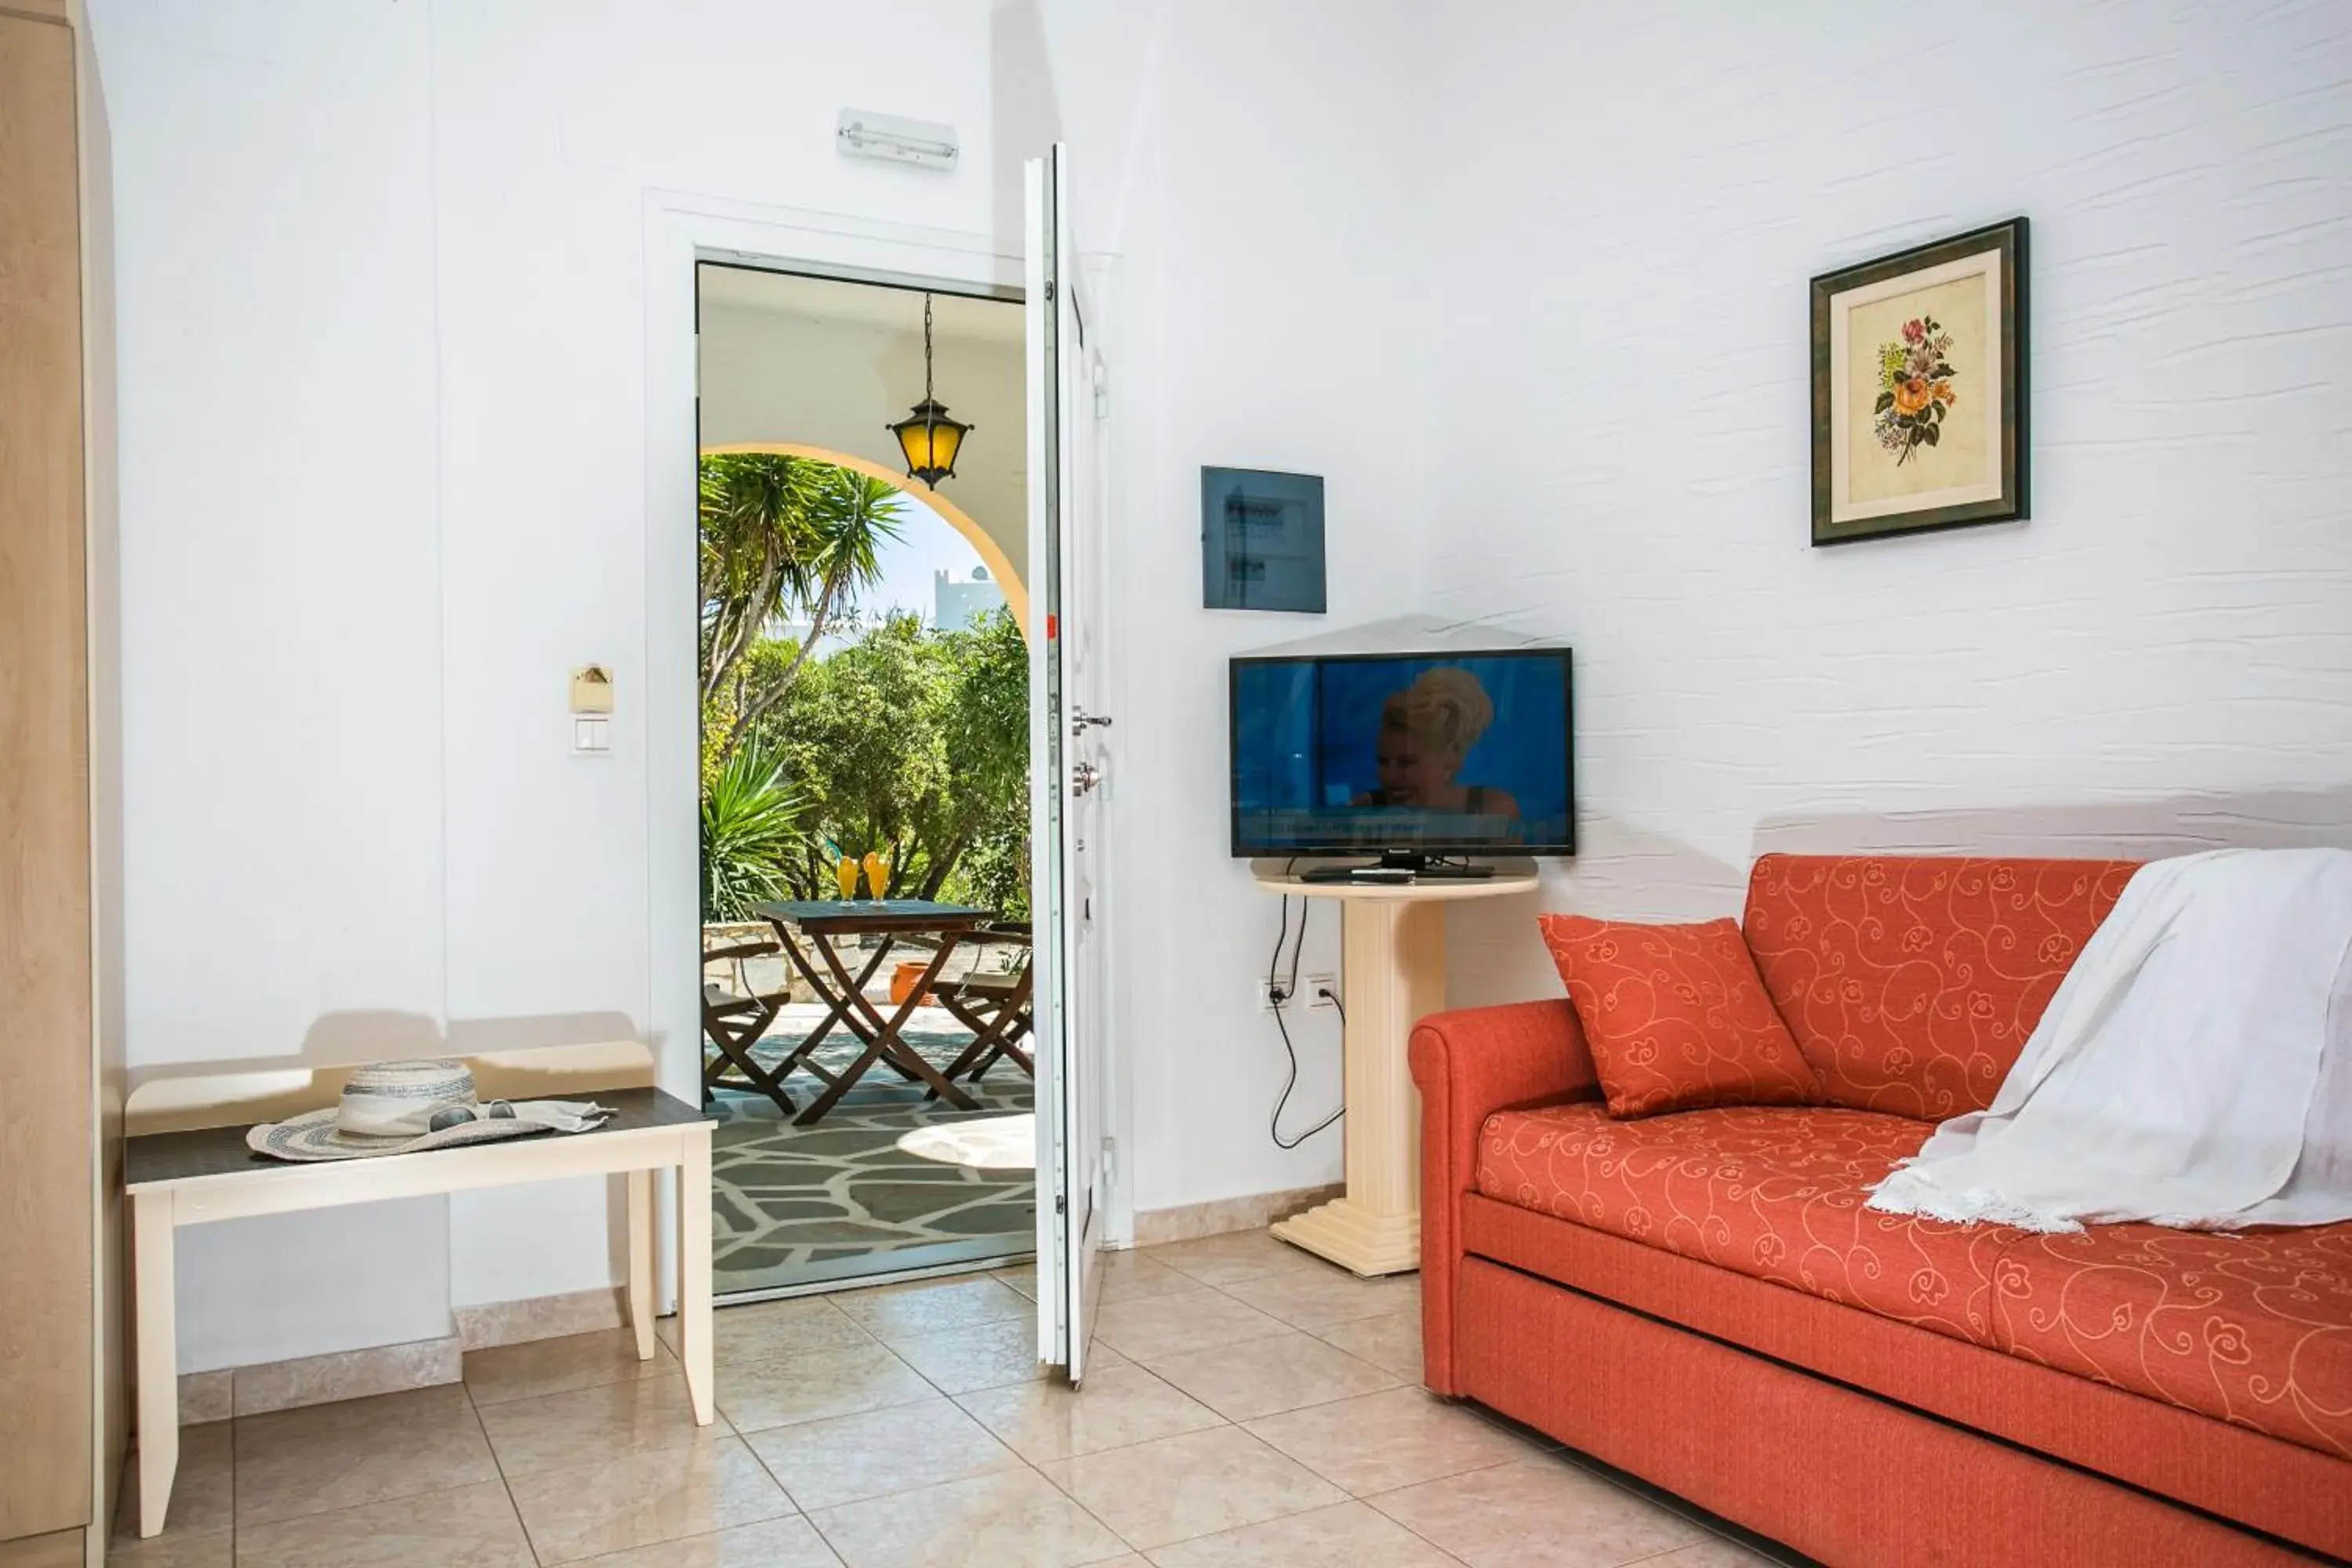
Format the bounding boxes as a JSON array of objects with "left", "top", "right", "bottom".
[
  {"left": 699, "top": 739, "right": 802, "bottom": 921},
  {"left": 700, "top": 452, "right": 905, "bottom": 768},
  {"left": 697, "top": 452, "right": 1029, "bottom": 923},
  {"left": 759, "top": 608, "right": 1029, "bottom": 912}
]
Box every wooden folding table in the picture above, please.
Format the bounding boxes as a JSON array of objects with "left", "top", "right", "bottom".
[{"left": 753, "top": 898, "right": 988, "bottom": 1125}]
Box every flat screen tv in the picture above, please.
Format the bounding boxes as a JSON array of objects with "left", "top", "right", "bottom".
[{"left": 1229, "top": 648, "right": 1574, "bottom": 861}]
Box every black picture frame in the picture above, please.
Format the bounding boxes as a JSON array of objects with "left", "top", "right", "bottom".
[{"left": 1810, "top": 218, "right": 2029, "bottom": 546}]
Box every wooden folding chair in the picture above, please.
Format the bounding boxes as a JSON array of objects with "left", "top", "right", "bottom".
[
  {"left": 929, "top": 924, "right": 1036, "bottom": 1091},
  {"left": 699, "top": 939, "right": 803, "bottom": 1113}
]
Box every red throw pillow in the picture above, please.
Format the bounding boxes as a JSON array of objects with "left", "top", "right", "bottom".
[{"left": 1539, "top": 914, "right": 1819, "bottom": 1118}]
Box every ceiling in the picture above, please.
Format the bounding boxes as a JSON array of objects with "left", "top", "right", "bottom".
[{"left": 697, "top": 263, "right": 1024, "bottom": 344}]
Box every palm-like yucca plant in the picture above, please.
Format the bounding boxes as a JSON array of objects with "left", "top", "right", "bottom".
[
  {"left": 699, "top": 739, "right": 804, "bottom": 922},
  {"left": 713, "top": 465, "right": 905, "bottom": 761},
  {"left": 699, "top": 452, "right": 822, "bottom": 702},
  {"left": 697, "top": 453, "right": 906, "bottom": 766},
  {"left": 770, "top": 468, "right": 905, "bottom": 690}
]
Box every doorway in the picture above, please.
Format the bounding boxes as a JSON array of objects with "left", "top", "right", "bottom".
[{"left": 694, "top": 263, "right": 1034, "bottom": 1301}]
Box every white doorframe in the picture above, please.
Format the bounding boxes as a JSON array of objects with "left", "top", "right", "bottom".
[{"left": 637, "top": 191, "right": 1134, "bottom": 1306}]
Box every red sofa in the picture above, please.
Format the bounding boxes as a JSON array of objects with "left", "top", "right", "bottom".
[{"left": 1410, "top": 855, "right": 2352, "bottom": 1568}]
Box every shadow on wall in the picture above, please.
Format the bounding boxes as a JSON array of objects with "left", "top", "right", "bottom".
[
  {"left": 1751, "top": 787, "right": 2352, "bottom": 861},
  {"left": 1445, "top": 811, "right": 1743, "bottom": 1011},
  {"left": 124, "top": 1009, "right": 648, "bottom": 1130},
  {"left": 1444, "top": 789, "right": 2352, "bottom": 1011},
  {"left": 988, "top": 0, "right": 1061, "bottom": 253}
]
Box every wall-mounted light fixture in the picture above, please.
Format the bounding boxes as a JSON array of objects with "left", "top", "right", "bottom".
[
  {"left": 889, "top": 293, "right": 973, "bottom": 488},
  {"left": 837, "top": 109, "right": 959, "bottom": 171}
]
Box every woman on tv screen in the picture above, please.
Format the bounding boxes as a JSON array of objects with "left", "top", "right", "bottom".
[{"left": 1352, "top": 667, "right": 1522, "bottom": 826}]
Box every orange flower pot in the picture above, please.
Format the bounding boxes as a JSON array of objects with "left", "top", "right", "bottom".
[{"left": 890, "top": 960, "right": 935, "bottom": 1007}]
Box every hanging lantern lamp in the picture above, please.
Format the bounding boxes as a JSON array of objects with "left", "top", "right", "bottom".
[{"left": 888, "top": 292, "right": 972, "bottom": 487}]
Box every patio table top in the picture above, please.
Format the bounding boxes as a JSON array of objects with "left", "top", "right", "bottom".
[{"left": 753, "top": 899, "right": 990, "bottom": 936}]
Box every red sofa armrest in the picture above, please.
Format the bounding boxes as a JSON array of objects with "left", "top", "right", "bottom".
[{"left": 1409, "top": 998, "right": 1599, "bottom": 1394}]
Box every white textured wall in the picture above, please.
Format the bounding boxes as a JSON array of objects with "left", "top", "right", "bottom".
[
  {"left": 1046, "top": 0, "right": 1436, "bottom": 1213},
  {"left": 97, "top": 0, "right": 2352, "bottom": 1365},
  {"left": 1419, "top": 0, "right": 2352, "bottom": 1005},
  {"left": 93, "top": 0, "right": 1029, "bottom": 1365},
  {"left": 97, "top": 0, "right": 456, "bottom": 1369}
]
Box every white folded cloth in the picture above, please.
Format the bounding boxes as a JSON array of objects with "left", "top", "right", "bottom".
[{"left": 1867, "top": 848, "right": 2352, "bottom": 1232}]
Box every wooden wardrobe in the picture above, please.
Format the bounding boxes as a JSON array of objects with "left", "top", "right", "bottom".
[{"left": 1, "top": 2, "right": 123, "bottom": 1563}]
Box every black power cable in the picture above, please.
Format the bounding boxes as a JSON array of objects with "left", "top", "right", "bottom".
[{"left": 1267, "top": 893, "right": 1342, "bottom": 1149}]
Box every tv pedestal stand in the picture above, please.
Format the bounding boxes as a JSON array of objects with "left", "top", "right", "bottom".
[{"left": 1249, "top": 860, "right": 1539, "bottom": 1276}]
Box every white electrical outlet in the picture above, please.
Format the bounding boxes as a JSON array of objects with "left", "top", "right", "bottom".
[
  {"left": 1305, "top": 974, "right": 1338, "bottom": 1010},
  {"left": 1258, "top": 978, "right": 1290, "bottom": 1012}
]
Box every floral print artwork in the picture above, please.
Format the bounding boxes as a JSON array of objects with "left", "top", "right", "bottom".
[{"left": 1872, "top": 315, "right": 1957, "bottom": 465}]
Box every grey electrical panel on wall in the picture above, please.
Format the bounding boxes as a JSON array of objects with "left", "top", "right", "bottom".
[{"left": 1201, "top": 467, "right": 1326, "bottom": 614}]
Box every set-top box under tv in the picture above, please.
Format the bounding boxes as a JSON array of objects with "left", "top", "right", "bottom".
[{"left": 1229, "top": 647, "right": 1574, "bottom": 866}]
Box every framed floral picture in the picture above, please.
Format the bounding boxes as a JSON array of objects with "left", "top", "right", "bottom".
[{"left": 1810, "top": 218, "right": 2027, "bottom": 545}]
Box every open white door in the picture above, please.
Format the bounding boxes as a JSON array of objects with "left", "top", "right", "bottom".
[{"left": 1026, "top": 143, "right": 1112, "bottom": 1381}]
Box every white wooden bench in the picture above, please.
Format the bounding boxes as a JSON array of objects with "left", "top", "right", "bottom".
[{"left": 122, "top": 1044, "right": 713, "bottom": 1539}]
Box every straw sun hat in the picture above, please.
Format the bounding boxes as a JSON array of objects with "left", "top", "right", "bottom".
[{"left": 246, "top": 1058, "right": 614, "bottom": 1163}]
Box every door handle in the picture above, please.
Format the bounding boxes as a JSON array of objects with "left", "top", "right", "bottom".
[
  {"left": 1071, "top": 760, "right": 1103, "bottom": 796},
  {"left": 1071, "top": 710, "right": 1114, "bottom": 737}
]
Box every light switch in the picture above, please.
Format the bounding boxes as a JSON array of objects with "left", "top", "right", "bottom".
[{"left": 573, "top": 716, "right": 611, "bottom": 754}]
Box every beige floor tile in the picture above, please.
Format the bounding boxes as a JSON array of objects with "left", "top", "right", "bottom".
[
  {"left": 744, "top": 1396, "right": 1024, "bottom": 1512},
  {"left": 1312, "top": 1310, "right": 1423, "bottom": 1382},
  {"left": 115, "top": 1419, "right": 233, "bottom": 1540},
  {"left": 463, "top": 1327, "right": 675, "bottom": 1406},
  {"left": 834, "top": 1274, "right": 1034, "bottom": 1341},
  {"left": 474, "top": 1370, "right": 704, "bottom": 1478},
  {"left": 1143, "top": 1498, "right": 1461, "bottom": 1567},
  {"left": 953, "top": 1361, "right": 1224, "bottom": 1462},
  {"left": 232, "top": 1478, "right": 534, "bottom": 1567},
  {"left": 1638, "top": 1538, "right": 1787, "bottom": 1566},
  {"left": 1143, "top": 1230, "right": 1325, "bottom": 1287},
  {"left": 887, "top": 1316, "right": 1062, "bottom": 1396},
  {"left": 1094, "top": 1253, "right": 1207, "bottom": 1305},
  {"left": 691, "top": 1296, "right": 876, "bottom": 1367},
  {"left": 106, "top": 1530, "right": 231, "bottom": 1567},
  {"left": 233, "top": 1384, "right": 499, "bottom": 1527},
  {"left": 563, "top": 1515, "right": 846, "bottom": 1566},
  {"left": 1039, "top": 1425, "right": 1346, "bottom": 1552},
  {"left": 1366, "top": 1456, "right": 1710, "bottom": 1568},
  {"left": 1468, "top": 1406, "right": 1564, "bottom": 1454},
  {"left": 1218, "top": 1267, "right": 1417, "bottom": 1332},
  {"left": 1141, "top": 1331, "right": 1403, "bottom": 1422},
  {"left": 504, "top": 1435, "right": 794, "bottom": 1565},
  {"left": 993, "top": 1264, "right": 1040, "bottom": 1300},
  {"left": 717, "top": 1338, "right": 935, "bottom": 1433},
  {"left": 1093, "top": 1291, "right": 1290, "bottom": 1363},
  {"left": 1244, "top": 1386, "right": 1533, "bottom": 1495},
  {"left": 808, "top": 1467, "right": 1130, "bottom": 1567}
]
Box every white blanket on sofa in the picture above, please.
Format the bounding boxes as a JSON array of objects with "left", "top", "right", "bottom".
[{"left": 1866, "top": 847, "right": 2352, "bottom": 1232}]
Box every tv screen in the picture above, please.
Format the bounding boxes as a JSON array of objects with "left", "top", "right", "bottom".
[{"left": 1229, "top": 649, "right": 1574, "bottom": 858}]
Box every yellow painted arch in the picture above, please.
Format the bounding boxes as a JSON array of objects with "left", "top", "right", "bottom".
[{"left": 700, "top": 441, "right": 1029, "bottom": 637}]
